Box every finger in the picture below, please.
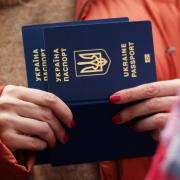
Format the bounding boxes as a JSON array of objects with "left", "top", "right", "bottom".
[
  {"left": 112, "top": 96, "right": 176, "bottom": 124},
  {"left": 0, "top": 97, "right": 69, "bottom": 144},
  {"left": 4, "top": 132, "right": 47, "bottom": 151},
  {"left": 13, "top": 100, "right": 68, "bottom": 143},
  {"left": 11, "top": 115, "right": 56, "bottom": 148},
  {"left": 4, "top": 86, "right": 74, "bottom": 128},
  {"left": 132, "top": 113, "right": 170, "bottom": 132},
  {"left": 110, "top": 79, "right": 180, "bottom": 104}
]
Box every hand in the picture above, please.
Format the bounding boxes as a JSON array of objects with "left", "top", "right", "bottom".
[
  {"left": 110, "top": 79, "right": 180, "bottom": 140},
  {"left": 0, "top": 85, "right": 75, "bottom": 152}
]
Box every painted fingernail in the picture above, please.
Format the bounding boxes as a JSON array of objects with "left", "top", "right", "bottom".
[
  {"left": 112, "top": 114, "right": 122, "bottom": 124},
  {"left": 109, "top": 95, "right": 121, "bottom": 103},
  {"left": 70, "top": 119, "right": 77, "bottom": 129},
  {"left": 63, "top": 133, "right": 69, "bottom": 144}
]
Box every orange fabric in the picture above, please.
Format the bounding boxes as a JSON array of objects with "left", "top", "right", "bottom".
[
  {"left": 75, "top": 0, "right": 180, "bottom": 180},
  {"left": 0, "top": 140, "right": 35, "bottom": 180},
  {"left": 100, "top": 158, "right": 152, "bottom": 180},
  {"left": 75, "top": 0, "right": 87, "bottom": 20},
  {"left": 0, "top": 86, "right": 4, "bottom": 95}
]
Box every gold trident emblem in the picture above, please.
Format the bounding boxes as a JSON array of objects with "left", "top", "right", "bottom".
[{"left": 77, "top": 52, "right": 108, "bottom": 74}]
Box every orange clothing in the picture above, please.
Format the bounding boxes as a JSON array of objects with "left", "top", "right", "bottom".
[
  {"left": 0, "top": 86, "right": 4, "bottom": 95},
  {"left": 0, "top": 142, "right": 33, "bottom": 180},
  {"left": 75, "top": 0, "right": 180, "bottom": 180}
]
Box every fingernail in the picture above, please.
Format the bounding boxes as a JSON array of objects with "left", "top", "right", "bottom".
[
  {"left": 109, "top": 95, "right": 121, "bottom": 103},
  {"left": 63, "top": 133, "right": 69, "bottom": 144},
  {"left": 70, "top": 119, "right": 77, "bottom": 129},
  {"left": 112, "top": 114, "right": 122, "bottom": 124}
]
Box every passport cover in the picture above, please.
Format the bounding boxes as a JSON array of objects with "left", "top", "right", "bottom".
[
  {"left": 22, "top": 18, "right": 157, "bottom": 166},
  {"left": 22, "top": 17, "right": 129, "bottom": 91}
]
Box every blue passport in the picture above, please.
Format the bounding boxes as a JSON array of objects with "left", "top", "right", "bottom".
[
  {"left": 22, "top": 18, "right": 157, "bottom": 166},
  {"left": 22, "top": 17, "right": 129, "bottom": 91}
]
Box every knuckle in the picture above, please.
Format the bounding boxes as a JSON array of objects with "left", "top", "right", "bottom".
[
  {"left": 0, "top": 113, "right": 12, "bottom": 127},
  {"left": 0, "top": 132, "right": 14, "bottom": 150},
  {"left": 29, "top": 139, "right": 41, "bottom": 151},
  {"left": 155, "top": 114, "right": 167, "bottom": 128},
  {"left": 0, "top": 96, "right": 18, "bottom": 109},
  {"left": 40, "top": 123, "right": 51, "bottom": 137},
  {"left": 147, "top": 98, "right": 161, "bottom": 112},
  {"left": 3, "top": 85, "right": 18, "bottom": 95},
  {"left": 0, "top": 114, "right": 7, "bottom": 126},
  {"left": 0, "top": 97, "right": 10, "bottom": 107},
  {"left": 44, "top": 109, "right": 54, "bottom": 121},
  {"left": 0, "top": 131, "right": 8, "bottom": 141},
  {"left": 145, "top": 84, "right": 159, "bottom": 97},
  {"left": 45, "top": 93, "right": 58, "bottom": 104}
]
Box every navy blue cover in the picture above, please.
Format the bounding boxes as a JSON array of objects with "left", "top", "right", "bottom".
[
  {"left": 22, "top": 18, "right": 157, "bottom": 166},
  {"left": 22, "top": 17, "right": 129, "bottom": 91}
]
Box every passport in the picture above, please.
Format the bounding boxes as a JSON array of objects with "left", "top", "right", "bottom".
[
  {"left": 22, "top": 17, "right": 129, "bottom": 91},
  {"left": 22, "top": 18, "right": 157, "bottom": 166}
]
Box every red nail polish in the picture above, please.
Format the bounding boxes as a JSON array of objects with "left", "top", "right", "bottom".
[
  {"left": 110, "top": 95, "right": 121, "bottom": 103},
  {"left": 70, "top": 119, "right": 77, "bottom": 129},
  {"left": 63, "top": 134, "right": 69, "bottom": 144},
  {"left": 112, "top": 114, "right": 122, "bottom": 124}
]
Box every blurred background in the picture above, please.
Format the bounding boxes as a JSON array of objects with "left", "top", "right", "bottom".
[{"left": 0, "top": 0, "right": 99, "bottom": 179}]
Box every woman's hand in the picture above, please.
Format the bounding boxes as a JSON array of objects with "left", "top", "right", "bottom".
[
  {"left": 110, "top": 79, "right": 180, "bottom": 140},
  {"left": 0, "top": 85, "right": 75, "bottom": 152}
]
